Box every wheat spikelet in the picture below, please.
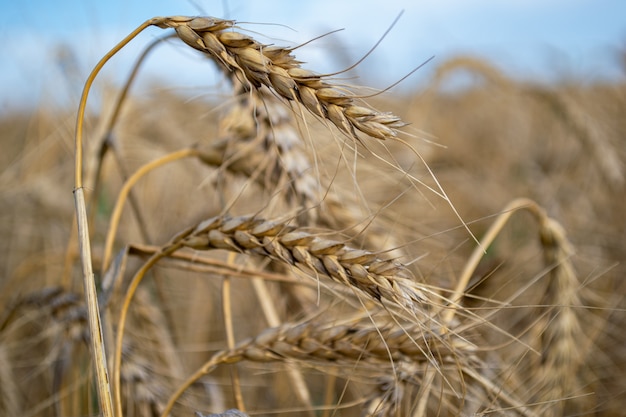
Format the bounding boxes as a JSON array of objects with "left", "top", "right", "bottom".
[
  {"left": 362, "top": 374, "right": 404, "bottom": 417},
  {"left": 155, "top": 16, "right": 407, "bottom": 142}
]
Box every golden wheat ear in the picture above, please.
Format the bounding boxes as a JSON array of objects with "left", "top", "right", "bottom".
[
  {"left": 157, "top": 16, "right": 408, "bottom": 142},
  {"left": 180, "top": 214, "right": 429, "bottom": 311}
]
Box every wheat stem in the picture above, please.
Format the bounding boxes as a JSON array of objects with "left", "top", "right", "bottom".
[
  {"left": 73, "top": 18, "right": 166, "bottom": 417},
  {"left": 89, "top": 34, "right": 176, "bottom": 245},
  {"left": 72, "top": 188, "right": 114, "bottom": 417},
  {"left": 222, "top": 259, "right": 245, "bottom": 412}
]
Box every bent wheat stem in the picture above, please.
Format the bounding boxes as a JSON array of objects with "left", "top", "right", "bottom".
[
  {"left": 73, "top": 17, "right": 167, "bottom": 417},
  {"left": 101, "top": 147, "right": 201, "bottom": 274},
  {"left": 444, "top": 198, "right": 542, "bottom": 326}
]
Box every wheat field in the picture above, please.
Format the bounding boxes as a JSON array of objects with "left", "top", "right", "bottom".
[{"left": 1, "top": 14, "right": 625, "bottom": 417}]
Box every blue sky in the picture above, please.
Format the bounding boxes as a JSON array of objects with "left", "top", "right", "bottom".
[{"left": 1, "top": 0, "right": 625, "bottom": 110}]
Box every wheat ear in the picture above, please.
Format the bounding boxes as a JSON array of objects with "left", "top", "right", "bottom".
[
  {"left": 444, "top": 198, "right": 586, "bottom": 414},
  {"left": 157, "top": 16, "right": 407, "bottom": 142},
  {"left": 533, "top": 216, "right": 586, "bottom": 415},
  {"left": 162, "top": 316, "right": 475, "bottom": 416},
  {"left": 200, "top": 83, "right": 404, "bottom": 256},
  {"left": 199, "top": 81, "right": 322, "bottom": 222},
  {"left": 181, "top": 214, "right": 429, "bottom": 312}
]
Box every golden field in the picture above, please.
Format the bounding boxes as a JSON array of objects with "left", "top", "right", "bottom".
[{"left": 1, "top": 15, "right": 625, "bottom": 417}]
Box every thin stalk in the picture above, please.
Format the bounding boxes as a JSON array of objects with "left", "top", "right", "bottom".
[
  {"left": 112, "top": 240, "right": 187, "bottom": 417},
  {"left": 73, "top": 17, "right": 165, "bottom": 417},
  {"left": 222, "top": 273, "right": 245, "bottom": 412}
]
